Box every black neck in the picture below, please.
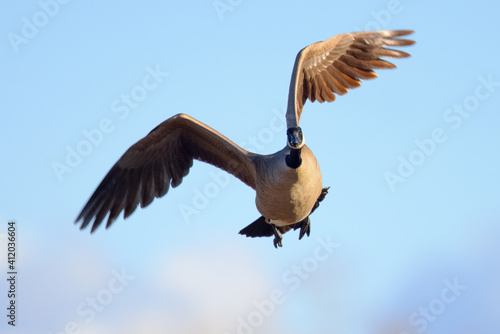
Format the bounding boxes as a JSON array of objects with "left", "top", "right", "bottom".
[{"left": 286, "top": 148, "right": 302, "bottom": 169}]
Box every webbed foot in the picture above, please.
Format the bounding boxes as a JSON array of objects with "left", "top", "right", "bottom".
[
  {"left": 271, "top": 223, "right": 283, "bottom": 248},
  {"left": 298, "top": 216, "right": 311, "bottom": 240}
]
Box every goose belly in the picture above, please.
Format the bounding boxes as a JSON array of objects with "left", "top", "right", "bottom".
[{"left": 255, "top": 151, "right": 322, "bottom": 226}]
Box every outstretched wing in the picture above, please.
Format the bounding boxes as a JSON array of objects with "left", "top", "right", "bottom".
[
  {"left": 75, "top": 113, "right": 257, "bottom": 232},
  {"left": 286, "top": 30, "right": 414, "bottom": 126}
]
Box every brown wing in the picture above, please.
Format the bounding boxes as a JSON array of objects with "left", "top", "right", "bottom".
[
  {"left": 286, "top": 30, "right": 414, "bottom": 126},
  {"left": 75, "top": 113, "right": 257, "bottom": 232}
]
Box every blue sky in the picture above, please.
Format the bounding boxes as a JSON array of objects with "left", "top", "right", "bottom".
[{"left": 1, "top": 1, "right": 500, "bottom": 333}]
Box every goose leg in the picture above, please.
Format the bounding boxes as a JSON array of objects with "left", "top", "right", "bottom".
[
  {"left": 270, "top": 224, "right": 283, "bottom": 248},
  {"left": 298, "top": 216, "right": 311, "bottom": 240}
]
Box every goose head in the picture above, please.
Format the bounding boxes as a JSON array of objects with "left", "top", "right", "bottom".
[{"left": 287, "top": 127, "right": 305, "bottom": 150}]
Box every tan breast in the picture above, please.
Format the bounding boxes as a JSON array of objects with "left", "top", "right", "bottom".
[{"left": 253, "top": 145, "right": 322, "bottom": 226}]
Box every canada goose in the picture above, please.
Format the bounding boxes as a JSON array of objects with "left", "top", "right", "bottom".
[{"left": 76, "top": 30, "right": 414, "bottom": 247}]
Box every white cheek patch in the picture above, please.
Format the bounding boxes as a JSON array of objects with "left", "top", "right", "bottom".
[
  {"left": 299, "top": 136, "right": 305, "bottom": 148},
  {"left": 287, "top": 139, "right": 305, "bottom": 149}
]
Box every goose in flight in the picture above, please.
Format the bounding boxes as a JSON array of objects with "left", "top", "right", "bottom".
[{"left": 76, "top": 30, "right": 414, "bottom": 247}]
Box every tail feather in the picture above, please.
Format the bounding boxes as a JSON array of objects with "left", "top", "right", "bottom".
[
  {"left": 239, "top": 216, "right": 294, "bottom": 238},
  {"left": 239, "top": 216, "right": 273, "bottom": 238}
]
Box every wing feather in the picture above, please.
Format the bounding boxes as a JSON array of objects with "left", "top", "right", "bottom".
[
  {"left": 286, "top": 30, "right": 414, "bottom": 126},
  {"left": 76, "top": 113, "right": 258, "bottom": 232}
]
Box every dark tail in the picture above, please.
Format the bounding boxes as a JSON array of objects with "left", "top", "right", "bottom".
[
  {"left": 239, "top": 216, "right": 297, "bottom": 238},
  {"left": 239, "top": 216, "right": 274, "bottom": 238}
]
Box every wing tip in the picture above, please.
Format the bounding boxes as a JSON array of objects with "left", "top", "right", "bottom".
[
  {"left": 391, "top": 29, "right": 414, "bottom": 36},
  {"left": 74, "top": 213, "right": 119, "bottom": 234},
  {"left": 90, "top": 222, "right": 100, "bottom": 233}
]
